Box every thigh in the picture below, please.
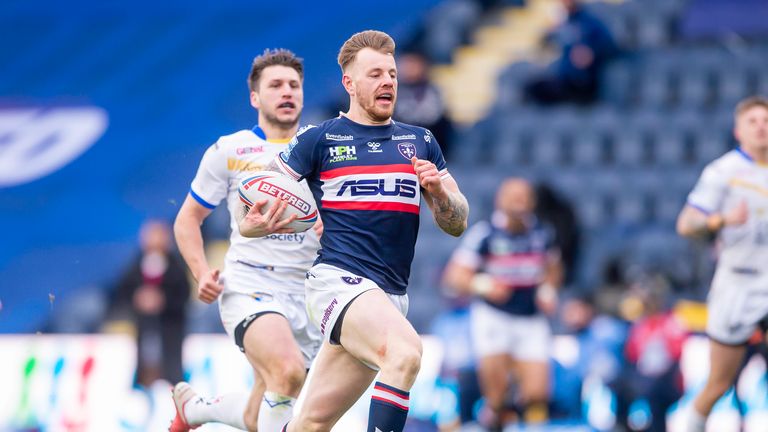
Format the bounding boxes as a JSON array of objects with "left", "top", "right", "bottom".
[
  {"left": 477, "top": 353, "right": 512, "bottom": 395},
  {"left": 243, "top": 313, "right": 305, "bottom": 374},
  {"left": 512, "top": 359, "right": 549, "bottom": 401},
  {"left": 338, "top": 288, "right": 420, "bottom": 369},
  {"left": 707, "top": 338, "right": 746, "bottom": 386},
  {"left": 296, "top": 341, "right": 378, "bottom": 426}
]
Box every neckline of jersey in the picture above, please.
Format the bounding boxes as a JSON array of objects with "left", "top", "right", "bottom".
[
  {"left": 736, "top": 146, "right": 768, "bottom": 167},
  {"left": 251, "top": 125, "right": 291, "bottom": 144},
  {"left": 338, "top": 114, "right": 396, "bottom": 130}
]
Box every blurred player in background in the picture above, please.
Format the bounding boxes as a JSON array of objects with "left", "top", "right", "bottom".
[
  {"left": 677, "top": 96, "right": 768, "bottom": 432},
  {"left": 170, "top": 49, "right": 321, "bottom": 432},
  {"left": 242, "top": 30, "right": 468, "bottom": 432},
  {"left": 443, "top": 178, "right": 562, "bottom": 431}
]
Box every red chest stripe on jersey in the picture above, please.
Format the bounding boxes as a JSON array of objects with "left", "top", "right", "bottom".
[
  {"left": 320, "top": 164, "right": 415, "bottom": 180},
  {"left": 321, "top": 200, "right": 420, "bottom": 214}
]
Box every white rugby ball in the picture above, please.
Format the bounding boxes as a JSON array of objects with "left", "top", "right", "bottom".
[{"left": 238, "top": 171, "right": 318, "bottom": 233}]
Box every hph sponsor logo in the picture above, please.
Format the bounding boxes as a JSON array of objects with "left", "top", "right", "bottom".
[
  {"left": 329, "top": 145, "right": 356, "bottom": 157},
  {"left": 329, "top": 145, "right": 357, "bottom": 163}
]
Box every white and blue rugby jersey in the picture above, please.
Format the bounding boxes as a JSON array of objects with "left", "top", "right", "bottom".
[
  {"left": 687, "top": 148, "right": 768, "bottom": 272},
  {"left": 189, "top": 126, "right": 320, "bottom": 288},
  {"left": 274, "top": 115, "right": 450, "bottom": 295}
]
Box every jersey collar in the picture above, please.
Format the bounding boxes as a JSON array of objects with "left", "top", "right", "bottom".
[
  {"left": 251, "top": 125, "right": 292, "bottom": 144},
  {"left": 736, "top": 146, "right": 768, "bottom": 167},
  {"left": 251, "top": 125, "right": 267, "bottom": 140}
]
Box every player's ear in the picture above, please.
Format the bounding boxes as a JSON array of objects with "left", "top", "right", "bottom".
[
  {"left": 342, "top": 74, "right": 355, "bottom": 97},
  {"left": 250, "top": 91, "right": 261, "bottom": 110}
]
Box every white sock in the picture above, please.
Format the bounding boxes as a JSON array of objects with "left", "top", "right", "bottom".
[
  {"left": 184, "top": 392, "right": 249, "bottom": 430},
  {"left": 257, "top": 391, "right": 296, "bottom": 431},
  {"left": 686, "top": 407, "right": 707, "bottom": 432}
]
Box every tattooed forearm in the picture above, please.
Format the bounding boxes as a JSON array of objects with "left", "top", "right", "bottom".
[{"left": 432, "top": 191, "right": 469, "bottom": 237}]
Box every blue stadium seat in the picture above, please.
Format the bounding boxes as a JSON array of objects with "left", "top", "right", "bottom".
[
  {"left": 530, "top": 129, "right": 565, "bottom": 167},
  {"left": 570, "top": 130, "right": 607, "bottom": 167},
  {"left": 653, "top": 129, "right": 688, "bottom": 166},
  {"left": 613, "top": 126, "right": 649, "bottom": 167},
  {"left": 601, "top": 59, "right": 638, "bottom": 107}
]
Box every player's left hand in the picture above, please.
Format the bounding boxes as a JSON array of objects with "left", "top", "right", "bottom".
[
  {"left": 411, "top": 156, "right": 445, "bottom": 197},
  {"left": 312, "top": 216, "right": 324, "bottom": 238}
]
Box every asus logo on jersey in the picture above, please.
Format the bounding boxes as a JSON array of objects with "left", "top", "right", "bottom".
[{"left": 336, "top": 178, "right": 417, "bottom": 198}]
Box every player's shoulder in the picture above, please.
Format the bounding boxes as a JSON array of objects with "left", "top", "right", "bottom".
[
  {"left": 465, "top": 220, "right": 493, "bottom": 240},
  {"left": 704, "top": 149, "right": 750, "bottom": 175},
  {"left": 213, "top": 129, "right": 264, "bottom": 152}
]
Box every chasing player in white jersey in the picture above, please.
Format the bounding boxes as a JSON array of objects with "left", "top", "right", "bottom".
[
  {"left": 239, "top": 30, "right": 468, "bottom": 432},
  {"left": 170, "top": 49, "right": 321, "bottom": 432},
  {"left": 677, "top": 96, "right": 768, "bottom": 432}
]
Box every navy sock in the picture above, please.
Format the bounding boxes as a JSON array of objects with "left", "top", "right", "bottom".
[{"left": 367, "top": 381, "right": 410, "bottom": 432}]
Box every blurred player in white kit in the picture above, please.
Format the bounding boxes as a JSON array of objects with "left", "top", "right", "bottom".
[
  {"left": 677, "top": 96, "right": 768, "bottom": 432},
  {"left": 170, "top": 48, "right": 321, "bottom": 431}
]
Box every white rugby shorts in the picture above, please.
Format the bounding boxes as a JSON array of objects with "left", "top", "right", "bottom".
[
  {"left": 706, "top": 266, "right": 768, "bottom": 345},
  {"left": 219, "top": 260, "right": 321, "bottom": 367},
  {"left": 470, "top": 300, "right": 551, "bottom": 362},
  {"left": 304, "top": 263, "right": 409, "bottom": 345}
]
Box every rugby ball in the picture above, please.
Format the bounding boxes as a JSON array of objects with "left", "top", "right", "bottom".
[{"left": 238, "top": 171, "right": 318, "bottom": 233}]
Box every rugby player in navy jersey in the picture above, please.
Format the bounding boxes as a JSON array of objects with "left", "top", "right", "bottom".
[
  {"left": 239, "top": 30, "right": 468, "bottom": 432},
  {"left": 444, "top": 178, "right": 562, "bottom": 430}
]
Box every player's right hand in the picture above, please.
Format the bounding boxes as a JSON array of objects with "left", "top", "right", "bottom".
[
  {"left": 724, "top": 200, "right": 749, "bottom": 227},
  {"left": 238, "top": 199, "right": 297, "bottom": 238},
  {"left": 198, "top": 269, "right": 224, "bottom": 303}
]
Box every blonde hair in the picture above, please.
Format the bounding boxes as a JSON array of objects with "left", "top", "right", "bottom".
[
  {"left": 337, "top": 30, "right": 395, "bottom": 72},
  {"left": 734, "top": 95, "right": 768, "bottom": 119},
  {"left": 248, "top": 48, "right": 304, "bottom": 92}
]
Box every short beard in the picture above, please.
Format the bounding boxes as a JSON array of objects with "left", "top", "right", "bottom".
[{"left": 262, "top": 111, "right": 299, "bottom": 131}]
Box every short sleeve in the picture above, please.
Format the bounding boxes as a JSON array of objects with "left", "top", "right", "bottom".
[
  {"left": 423, "top": 128, "right": 450, "bottom": 180},
  {"left": 450, "top": 221, "right": 490, "bottom": 269},
  {"left": 189, "top": 141, "right": 229, "bottom": 209},
  {"left": 274, "top": 124, "right": 319, "bottom": 181},
  {"left": 687, "top": 164, "right": 728, "bottom": 214}
]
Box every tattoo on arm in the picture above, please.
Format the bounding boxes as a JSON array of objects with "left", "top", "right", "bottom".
[{"left": 432, "top": 191, "right": 469, "bottom": 237}]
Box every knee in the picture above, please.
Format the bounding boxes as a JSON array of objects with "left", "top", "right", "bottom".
[
  {"left": 272, "top": 357, "right": 307, "bottom": 395},
  {"left": 381, "top": 338, "right": 423, "bottom": 381}
]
